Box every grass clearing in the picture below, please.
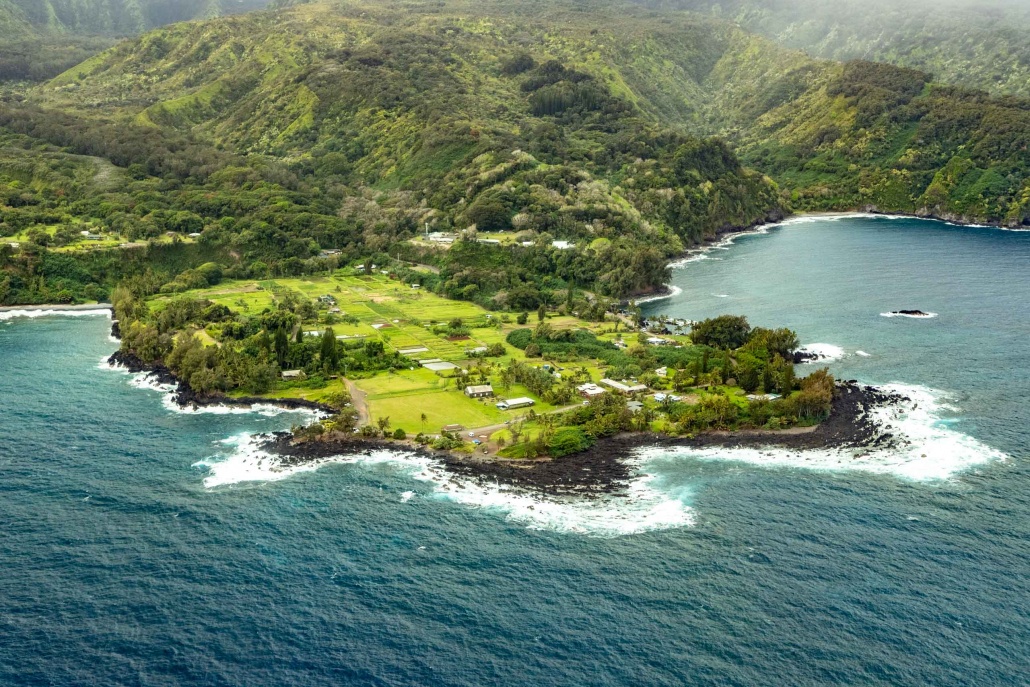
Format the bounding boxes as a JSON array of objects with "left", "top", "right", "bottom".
[{"left": 366, "top": 392, "right": 506, "bottom": 435}]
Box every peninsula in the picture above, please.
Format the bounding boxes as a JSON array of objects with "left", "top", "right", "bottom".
[{"left": 108, "top": 269, "right": 842, "bottom": 486}]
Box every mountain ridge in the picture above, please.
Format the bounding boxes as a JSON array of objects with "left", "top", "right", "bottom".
[{"left": 31, "top": 0, "right": 1030, "bottom": 225}]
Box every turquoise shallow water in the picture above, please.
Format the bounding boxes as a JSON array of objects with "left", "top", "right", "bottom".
[{"left": 1, "top": 216, "right": 1029, "bottom": 685}]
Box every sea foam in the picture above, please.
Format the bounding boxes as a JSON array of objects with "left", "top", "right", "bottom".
[
  {"left": 0, "top": 308, "right": 111, "bottom": 321},
  {"left": 196, "top": 434, "right": 695, "bottom": 537},
  {"left": 668, "top": 226, "right": 769, "bottom": 268},
  {"left": 633, "top": 285, "right": 683, "bottom": 305},
  {"left": 105, "top": 365, "right": 324, "bottom": 419},
  {"left": 637, "top": 383, "right": 1006, "bottom": 481},
  {"left": 797, "top": 343, "right": 847, "bottom": 364},
  {"left": 881, "top": 311, "right": 939, "bottom": 319}
]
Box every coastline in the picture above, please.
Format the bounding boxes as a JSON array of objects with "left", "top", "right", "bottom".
[
  {"left": 0, "top": 303, "right": 112, "bottom": 313},
  {"left": 107, "top": 349, "right": 334, "bottom": 414},
  {"left": 630, "top": 207, "right": 1022, "bottom": 303},
  {"left": 257, "top": 381, "right": 900, "bottom": 497}
]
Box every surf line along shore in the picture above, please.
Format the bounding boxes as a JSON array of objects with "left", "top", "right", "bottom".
[
  {"left": 256, "top": 382, "right": 908, "bottom": 498},
  {"left": 100, "top": 307, "right": 913, "bottom": 495},
  {"left": 0, "top": 303, "right": 113, "bottom": 314}
]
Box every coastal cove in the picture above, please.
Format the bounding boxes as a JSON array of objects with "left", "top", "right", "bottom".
[{"left": 2, "top": 215, "right": 1029, "bottom": 684}]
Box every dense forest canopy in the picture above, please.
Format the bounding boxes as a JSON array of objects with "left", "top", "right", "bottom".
[
  {"left": 0, "top": 0, "right": 274, "bottom": 81},
  {"left": 633, "top": 0, "right": 1030, "bottom": 98},
  {"left": 0, "top": 0, "right": 1028, "bottom": 308}
]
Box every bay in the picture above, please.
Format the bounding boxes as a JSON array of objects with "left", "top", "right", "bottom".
[{"left": 1, "top": 215, "right": 1028, "bottom": 686}]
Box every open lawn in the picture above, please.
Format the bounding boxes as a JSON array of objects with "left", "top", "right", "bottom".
[
  {"left": 151, "top": 273, "right": 523, "bottom": 363},
  {"left": 366, "top": 391, "right": 506, "bottom": 435},
  {"left": 146, "top": 272, "right": 656, "bottom": 435}
]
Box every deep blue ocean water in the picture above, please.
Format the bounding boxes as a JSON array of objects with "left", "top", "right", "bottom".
[{"left": 2, "top": 216, "right": 1029, "bottom": 686}]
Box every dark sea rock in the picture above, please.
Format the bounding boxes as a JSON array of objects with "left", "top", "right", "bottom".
[
  {"left": 256, "top": 382, "right": 901, "bottom": 498},
  {"left": 106, "top": 350, "right": 331, "bottom": 413}
]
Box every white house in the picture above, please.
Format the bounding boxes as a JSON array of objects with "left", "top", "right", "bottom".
[
  {"left": 577, "top": 383, "right": 606, "bottom": 398},
  {"left": 496, "top": 397, "right": 535, "bottom": 410},
  {"left": 601, "top": 379, "right": 648, "bottom": 394}
]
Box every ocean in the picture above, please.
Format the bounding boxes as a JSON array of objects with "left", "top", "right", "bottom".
[{"left": 1, "top": 215, "right": 1028, "bottom": 685}]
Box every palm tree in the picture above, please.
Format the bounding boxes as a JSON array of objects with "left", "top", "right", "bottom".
[
  {"left": 376, "top": 416, "right": 391, "bottom": 437},
  {"left": 420, "top": 413, "right": 428, "bottom": 434}
]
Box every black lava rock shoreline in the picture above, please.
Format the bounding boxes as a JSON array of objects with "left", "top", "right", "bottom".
[
  {"left": 107, "top": 349, "right": 333, "bottom": 414},
  {"left": 254, "top": 382, "right": 909, "bottom": 498},
  {"left": 108, "top": 320, "right": 909, "bottom": 497}
]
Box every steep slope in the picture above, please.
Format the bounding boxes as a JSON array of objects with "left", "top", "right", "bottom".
[
  {"left": 32, "top": 0, "right": 1030, "bottom": 226},
  {"left": 698, "top": 37, "right": 1030, "bottom": 225},
  {"left": 0, "top": 0, "right": 273, "bottom": 35},
  {"left": 0, "top": 0, "right": 275, "bottom": 81},
  {"left": 638, "top": 0, "right": 1030, "bottom": 99},
  {"left": 3, "top": 1, "right": 788, "bottom": 304}
]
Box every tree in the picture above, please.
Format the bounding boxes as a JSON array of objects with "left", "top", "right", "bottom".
[
  {"left": 517, "top": 312, "right": 528, "bottom": 325},
  {"left": 508, "top": 420, "right": 525, "bottom": 446},
  {"left": 465, "top": 196, "right": 510, "bottom": 231},
  {"left": 320, "top": 328, "right": 339, "bottom": 372},
  {"left": 746, "top": 327, "right": 800, "bottom": 360},
  {"left": 420, "top": 412, "right": 428, "bottom": 434},
  {"left": 735, "top": 354, "right": 762, "bottom": 393},
  {"left": 691, "top": 315, "right": 751, "bottom": 350},
  {"left": 273, "top": 328, "right": 290, "bottom": 367},
  {"left": 780, "top": 363, "right": 797, "bottom": 395},
  {"left": 376, "top": 416, "right": 391, "bottom": 437},
  {"left": 537, "top": 304, "right": 546, "bottom": 322}
]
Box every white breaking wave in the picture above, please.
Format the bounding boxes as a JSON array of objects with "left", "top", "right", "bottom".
[
  {"left": 797, "top": 343, "right": 847, "bottom": 364},
  {"left": 0, "top": 308, "right": 111, "bottom": 321},
  {"left": 636, "top": 383, "right": 1006, "bottom": 482},
  {"left": 666, "top": 213, "right": 1014, "bottom": 276},
  {"left": 668, "top": 226, "right": 769, "bottom": 268},
  {"left": 102, "top": 364, "right": 324, "bottom": 419},
  {"left": 196, "top": 434, "right": 695, "bottom": 537},
  {"left": 881, "top": 311, "right": 938, "bottom": 319},
  {"left": 632, "top": 285, "right": 683, "bottom": 305},
  {"left": 856, "top": 351, "right": 871, "bottom": 358}
]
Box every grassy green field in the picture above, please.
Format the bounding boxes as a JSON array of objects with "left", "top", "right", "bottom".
[
  {"left": 153, "top": 273, "right": 515, "bottom": 364},
  {"left": 366, "top": 392, "right": 505, "bottom": 435},
  {"left": 150, "top": 272, "right": 621, "bottom": 433}
]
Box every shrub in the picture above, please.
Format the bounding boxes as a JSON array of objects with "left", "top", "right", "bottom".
[
  {"left": 392, "top": 428, "right": 407, "bottom": 440},
  {"left": 548, "top": 427, "right": 594, "bottom": 457}
]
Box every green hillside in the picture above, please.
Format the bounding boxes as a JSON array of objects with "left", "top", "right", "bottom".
[
  {"left": 30, "top": 0, "right": 1030, "bottom": 225},
  {"left": 643, "top": 0, "right": 1030, "bottom": 99},
  {"left": 0, "top": 0, "right": 274, "bottom": 81},
  {"left": 0, "top": 0, "right": 273, "bottom": 34},
  {"left": 1, "top": 0, "right": 1028, "bottom": 307}
]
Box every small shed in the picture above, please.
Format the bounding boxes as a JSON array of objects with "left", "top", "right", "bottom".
[{"left": 281, "top": 370, "right": 305, "bottom": 380}]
